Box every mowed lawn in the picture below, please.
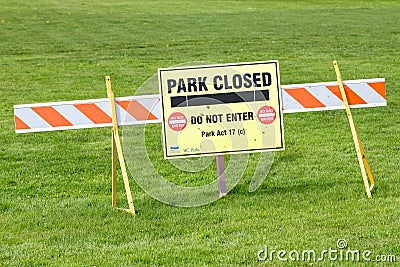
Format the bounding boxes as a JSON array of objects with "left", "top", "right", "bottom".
[{"left": 1, "top": 0, "right": 399, "bottom": 266}]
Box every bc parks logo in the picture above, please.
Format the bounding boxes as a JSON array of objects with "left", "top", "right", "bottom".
[{"left": 169, "top": 145, "right": 180, "bottom": 153}]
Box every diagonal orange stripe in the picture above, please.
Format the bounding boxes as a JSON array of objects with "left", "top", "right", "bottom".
[
  {"left": 326, "top": 85, "right": 367, "bottom": 105},
  {"left": 368, "top": 82, "right": 386, "bottom": 99},
  {"left": 285, "top": 88, "right": 325, "bottom": 108},
  {"left": 15, "top": 115, "right": 31, "bottom": 130},
  {"left": 117, "top": 100, "right": 158, "bottom": 121},
  {"left": 74, "top": 103, "right": 111, "bottom": 124},
  {"left": 31, "top": 106, "right": 73, "bottom": 127}
]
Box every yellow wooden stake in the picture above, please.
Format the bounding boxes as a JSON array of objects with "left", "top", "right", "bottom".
[
  {"left": 333, "top": 60, "right": 375, "bottom": 198},
  {"left": 106, "top": 76, "right": 136, "bottom": 216}
]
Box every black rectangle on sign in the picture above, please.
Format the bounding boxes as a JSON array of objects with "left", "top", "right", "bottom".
[{"left": 170, "top": 90, "right": 269, "bottom": 108}]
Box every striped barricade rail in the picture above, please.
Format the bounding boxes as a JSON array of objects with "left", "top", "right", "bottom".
[
  {"left": 14, "top": 95, "right": 161, "bottom": 133},
  {"left": 14, "top": 78, "right": 386, "bottom": 133}
]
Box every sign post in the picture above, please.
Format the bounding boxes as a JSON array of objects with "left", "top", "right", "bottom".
[{"left": 216, "top": 155, "right": 227, "bottom": 197}]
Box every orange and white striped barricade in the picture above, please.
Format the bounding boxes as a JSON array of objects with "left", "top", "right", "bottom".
[
  {"left": 14, "top": 78, "right": 385, "bottom": 133},
  {"left": 14, "top": 77, "right": 387, "bottom": 212},
  {"left": 281, "top": 78, "right": 385, "bottom": 113}
]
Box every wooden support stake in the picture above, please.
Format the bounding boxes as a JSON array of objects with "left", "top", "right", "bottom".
[
  {"left": 112, "top": 130, "right": 117, "bottom": 207},
  {"left": 333, "top": 61, "right": 375, "bottom": 198},
  {"left": 106, "top": 76, "right": 136, "bottom": 216}
]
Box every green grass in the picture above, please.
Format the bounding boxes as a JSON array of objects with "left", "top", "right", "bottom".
[{"left": 1, "top": 0, "right": 400, "bottom": 266}]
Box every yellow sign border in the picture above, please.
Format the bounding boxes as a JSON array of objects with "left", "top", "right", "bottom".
[{"left": 158, "top": 61, "right": 284, "bottom": 158}]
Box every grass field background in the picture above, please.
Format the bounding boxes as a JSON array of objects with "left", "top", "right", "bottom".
[{"left": 1, "top": 0, "right": 399, "bottom": 266}]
